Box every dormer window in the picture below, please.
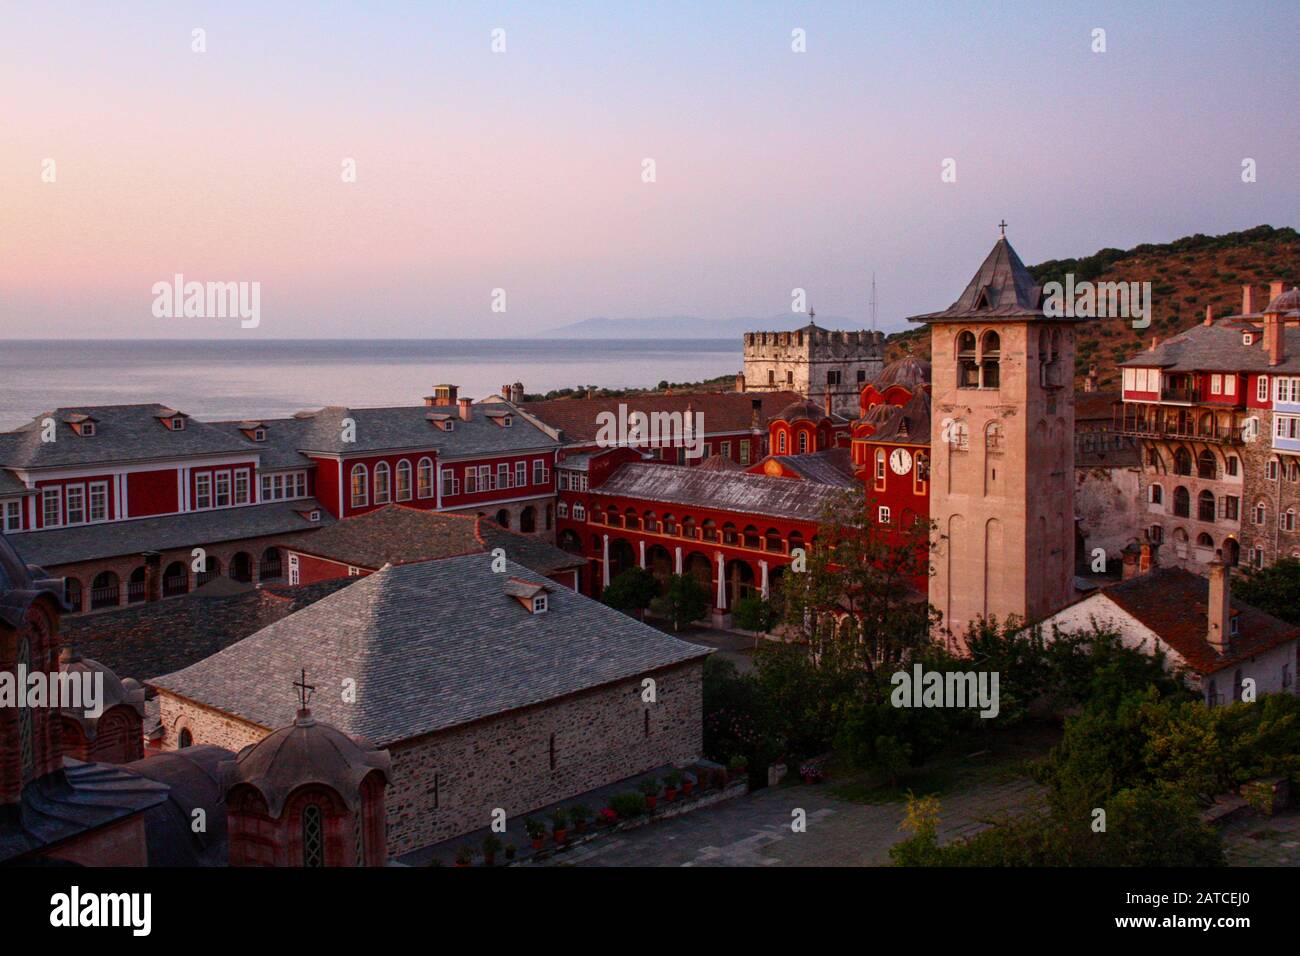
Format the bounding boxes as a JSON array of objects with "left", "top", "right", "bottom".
[
  {"left": 253, "top": 428, "right": 266, "bottom": 442},
  {"left": 1244, "top": 333, "right": 1254, "bottom": 346},
  {"left": 171, "top": 417, "right": 186, "bottom": 431},
  {"left": 81, "top": 422, "right": 96, "bottom": 437},
  {"left": 532, "top": 595, "right": 548, "bottom": 613}
]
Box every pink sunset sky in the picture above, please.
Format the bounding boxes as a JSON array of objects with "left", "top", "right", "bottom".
[{"left": 1, "top": 1, "right": 1296, "bottom": 339}]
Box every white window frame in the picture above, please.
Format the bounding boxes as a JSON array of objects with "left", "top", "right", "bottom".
[
  {"left": 350, "top": 464, "right": 369, "bottom": 508},
  {"left": 261, "top": 475, "right": 272, "bottom": 501},
  {"left": 396, "top": 460, "right": 412, "bottom": 501},
  {"left": 194, "top": 473, "right": 212, "bottom": 510},
  {"left": 88, "top": 481, "right": 108, "bottom": 522},
  {"left": 3, "top": 500, "right": 21, "bottom": 532},
  {"left": 515, "top": 461, "right": 527, "bottom": 487},
  {"left": 1258, "top": 376, "right": 1269, "bottom": 403},
  {"left": 557, "top": 502, "right": 568, "bottom": 519},
  {"left": 42, "top": 487, "right": 62, "bottom": 527},
  {"left": 478, "top": 464, "right": 492, "bottom": 491},
  {"left": 498, "top": 463, "right": 511, "bottom": 489},
  {"left": 234, "top": 468, "right": 250, "bottom": 505},
  {"left": 65, "top": 483, "right": 85, "bottom": 525},
  {"left": 1211, "top": 374, "right": 1222, "bottom": 395},
  {"left": 573, "top": 503, "right": 586, "bottom": 521},
  {"left": 215, "top": 471, "right": 231, "bottom": 508},
  {"left": 418, "top": 458, "right": 434, "bottom": 498},
  {"left": 440, "top": 468, "right": 459, "bottom": 497},
  {"left": 1225, "top": 375, "right": 1236, "bottom": 396},
  {"left": 288, "top": 553, "right": 300, "bottom": 585},
  {"left": 374, "top": 462, "right": 391, "bottom": 505},
  {"left": 533, "top": 459, "right": 546, "bottom": 485},
  {"left": 878, "top": 505, "right": 891, "bottom": 524},
  {"left": 740, "top": 439, "right": 751, "bottom": 465}
]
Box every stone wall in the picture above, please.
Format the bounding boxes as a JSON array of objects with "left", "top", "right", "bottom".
[
  {"left": 743, "top": 329, "right": 883, "bottom": 417},
  {"left": 1075, "top": 464, "right": 1142, "bottom": 567},
  {"left": 155, "top": 658, "right": 705, "bottom": 857}
]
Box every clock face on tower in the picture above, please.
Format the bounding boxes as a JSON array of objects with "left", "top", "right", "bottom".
[{"left": 889, "top": 448, "right": 913, "bottom": 475}]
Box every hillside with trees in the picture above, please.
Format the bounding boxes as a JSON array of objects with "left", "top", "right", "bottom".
[{"left": 884, "top": 224, "right": 1300, "bottom": 390}]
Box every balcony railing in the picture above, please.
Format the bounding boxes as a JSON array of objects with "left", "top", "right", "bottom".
[{"left": 1113, "top": 407, "right": 1243, "bottom": 445}]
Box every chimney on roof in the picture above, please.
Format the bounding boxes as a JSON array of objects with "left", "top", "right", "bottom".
[
  {"left": 511, "top": 382, "right": 524, "bottom": 403},
  {"left": 1263, "top": 294, "right": 1286, "bottom": 367},
  {"left": 824, "top": 393, "right": 832, "bottom": 416},
  {"left": 1204, "top": 305, "right": 1214, "bottom": 326},
  {"left": 1149, "top": 336, "right": 1159, "bottom": 352},
  {"left": 735, "top": 372, "right": 746, "bottom": 393},
  {"left": 1242, "top": 284, "right": 1256, "bottom": 315},
  {"left": 1207, "top": 549, "right": 1231, "bottom": 653},
  {"left": 458, "top": 397, "right": 473, "bottom": 422},
  {"left": 1121, "top": 542, "right": 1140, "bottom": 581},
  {"left": 1270, "top": 280, "right": 1285, "bottom": 301},
  {"left": 1084, "top": 364, "right": 1099, "bottom": 393},
  {"left": 1138, "top": 535, "right": 1157, "bottom": 576},
  {"left": 501, "top": 384, "right": 511, "bottom": 400}
]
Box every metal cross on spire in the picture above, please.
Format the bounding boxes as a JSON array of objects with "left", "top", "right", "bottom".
[
  {"left": 998, "top": 219, "right": 1008, "bottom": 237},
  {"left": 293, "top": 668, "right": 315, "bottom": 711}
]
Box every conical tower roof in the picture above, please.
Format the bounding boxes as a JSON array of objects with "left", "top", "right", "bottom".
[{"left": 908, "top": 233, "right": 1073, "bottom": 324}]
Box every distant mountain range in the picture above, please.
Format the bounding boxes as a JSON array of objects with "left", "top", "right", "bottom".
[{"left": 544, "top": 313, "right": 859, "bottom": 339}]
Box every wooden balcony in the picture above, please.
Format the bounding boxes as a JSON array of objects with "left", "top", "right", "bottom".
[{"left": 1113, "top": 406, "right": 1243, "bottom": 445}]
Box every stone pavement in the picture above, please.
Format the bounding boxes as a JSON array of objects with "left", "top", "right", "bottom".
[
  {"left": 541, "top": 777, "right": 1042, "bottom": 867},
  {"left": 1220, "top": 808, "right": 1300, "bottom": 866}
]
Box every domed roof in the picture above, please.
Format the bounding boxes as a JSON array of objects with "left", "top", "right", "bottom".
[
  {"left": 58, "top": 648, "right": 146, "bottom": 736},
  {"left": 222, "top": 709, "right": 390, "bottom": 817},
  {"left": 0, "top": 533, "right": 64, "bottom": 630},
  {"left": 1264, "top": 287, "right": 1300, "bottom": 315},
  {"left": 774, "top": 398, "right": 829, "bottom": 424},
  {"left": 872, "top": 355, "right": 931, "bottom": 392}
]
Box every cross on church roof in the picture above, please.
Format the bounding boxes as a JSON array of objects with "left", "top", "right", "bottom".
[
  {"left": 998, "top": 219, "right": 1008, "bottom": 237},
  {"left": 293, "top": 669, "right": 315, "bottom": 711}
]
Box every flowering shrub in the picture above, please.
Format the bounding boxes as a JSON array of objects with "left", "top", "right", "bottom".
[
  {"left": 598, "top": 807, "right": 618, "bottom": 826},
  {"left": 799, "top": 763, "right": 824, "bottom": 783}
]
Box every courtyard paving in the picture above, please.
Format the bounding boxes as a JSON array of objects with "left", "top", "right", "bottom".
[
  {"left": 540, "top": 776, "right": 1043, "bottom": 867},
  {"left": 1220, "top": 808, "right": 1300, "bottom": 866}
]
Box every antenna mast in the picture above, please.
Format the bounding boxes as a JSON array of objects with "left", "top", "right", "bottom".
[{"left": 870, "top": 273, "right": 877, "bottom": 332}]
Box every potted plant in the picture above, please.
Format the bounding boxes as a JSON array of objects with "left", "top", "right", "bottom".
[
  {"left": 638, "top": 777, "right": 660, "bottom": 810},
  {"left": 569, "top": 804, "right": 592, "bottom": 833},
  {"left": 550, "top": 808, "right": 569, "bottom": 844},
  {"left": 524, "top": 816, "right": 546, "bottom": 851},
  {"left": 799, "top": 762, "right": 824, "bottom": 785},
  {"left": 504, "top": 842, "right": 517, "bottom": 862},
  {"left": 728, "top": 755, "right": 749, "bottom": 782},
  {"left": 609, "top": 792, "right": 647, "bottom": 820},
  {"left": 598, "top": 807, "right": 618, "bottom": 827},
  {"left": 664, "top": 771, "right": 682, "bottom": 802},
  {"left": 681, "top": 772, "right": 694, "bottom": 797},
  {"left": 454, "top": 844, "right": 474, "bottom": 867},
  {"left": 482, "top": 833, "right": 502, "bottom": 866}
]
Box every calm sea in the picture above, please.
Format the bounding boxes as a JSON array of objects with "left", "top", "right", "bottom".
[{"left": 0, "top": 339, "right": 739, "bottom": 430}]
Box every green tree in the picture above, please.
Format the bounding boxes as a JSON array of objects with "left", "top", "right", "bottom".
[
  {"left": 650, "top": 573, "right": 709, "bottom": 631},
  {"left": 602, "top": 566, "right": 659, "bottom": 618},
  {"left": 1232, "top": 558, "right": 1300, "bottom": 625},
  {"left": 732, "top": 594, "right": 776, "bottom": 632}
]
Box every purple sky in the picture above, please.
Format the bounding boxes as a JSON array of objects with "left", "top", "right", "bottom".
[{"left": 2, "top": 0, "right": 1296, "bottom": 339}]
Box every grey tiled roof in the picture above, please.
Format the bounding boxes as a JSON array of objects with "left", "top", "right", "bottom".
[
  {"left": 762, "top": 448, "right": 858, "bottom": 487},
  {"left": 0, "top": 469, "right": 31, "bottom": 497},
  {"left": 7, "top": 499, "right": 333, "bottom": 567},
  {"left": 0, "top": 404, "right": 252, "bottom": 469},
  {"left": 1120, "top": 322, "right": 1300, "bottom": 373},
  {"left": 209, "top": 417, "right": 314, "bottom": 471},
  {"left": 288, "top": 403, "right": 560, "bottom": 458},
  {"left": 151, "top": 555, "right": 709, "bottom": 746},
  {"left": 592, "top": 462, "right": 850, "bottom": 522}
]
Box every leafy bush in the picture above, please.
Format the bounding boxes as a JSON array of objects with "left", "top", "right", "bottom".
[
  {"left": 733, "top": 594, "right": 777, "bottom": 632},
  {"left": 650, "top": 573, "right": 710, "bottom": 630},
  {"left": 609, "top": 792, "right": 648, "bottom": 819},
  {"left": 602, "top": 566, "right": 659, "bottom": 615}
]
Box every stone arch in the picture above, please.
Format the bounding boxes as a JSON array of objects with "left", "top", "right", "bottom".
[
  {"left": 230, "top": 551, "right": 253, "bottom": 583},
  {"left": 163, "top": 561, "right": 188, "bottom": 597},
  {"left": 520, "top": 506, "right": 537, "bottom": 533},
  {"left": 90, "top": 570, "right": 120, "bottom": 610}
]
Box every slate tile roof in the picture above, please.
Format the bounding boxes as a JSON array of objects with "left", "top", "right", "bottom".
[
  {"left": 208, "top": 417, "right": 315, "bottom": 471},
  {"left": 757, "top": 448, "right": 857, "bottom": 487},
  {"left": 61, "top": 579, "right": 351, "bottom": 682},
  {"left": 522, "top": 391, "right": 803, "bottom": 443},
  {"left": 592, "top": 461, "right": 850, "bottom": 522},
  {"left": 909, "top": 236, "right": 1071, "bottom": 323},
  {"left": 287, "top": 403, "right": 559, "bottom": 458},
  {"left": 1120, "top": 322, "right": 1300, "bottom": 374},
  {"left": 151, "top": 555, "right": 710, "bottom": 746},
  {"left": 279, "top": 504, "right": 583, "bottom": 576},
  {"left": 0, "top": 469, "right": 32, "bottom": 497},
  {"left": 6, "top": 498, "right": 334, "bottom": 567},
  {"left": 1099, "top": 567, "right": 1299, "bottom": 675},
  {"left": 0, "top": 404, "right": 251, "bottom": 470}
]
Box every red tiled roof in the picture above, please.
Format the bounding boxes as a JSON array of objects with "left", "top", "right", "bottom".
[
  {"left": 521, "top": 391, "right": 803, "bottom": 442},
  {"left": 1101, "top": 567, "right": 1299, "bottom": 675}
]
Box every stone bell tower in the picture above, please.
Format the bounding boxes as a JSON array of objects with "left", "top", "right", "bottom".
[{"left": 908, "top": 227, "right": 1082, "bottom": 644}]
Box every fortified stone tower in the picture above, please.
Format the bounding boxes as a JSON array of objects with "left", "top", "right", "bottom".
[
  {"left": 742, "top": 314, "right": 884, "bottom": 417},
  {"left": 908, "top": 230, "right": 1082, "bottom": 644}
]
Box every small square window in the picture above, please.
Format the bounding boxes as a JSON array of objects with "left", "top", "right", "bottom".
[{"left": 532, "top": 595, "right": 548, "bottom": 613}]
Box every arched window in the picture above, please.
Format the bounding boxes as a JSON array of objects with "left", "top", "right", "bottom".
[
  {"left": 874, "top": 449, "right": 886, "bottom": 487},
  {"left": 495, "top": 509, "right": 510, "bottom": 528},
  {"left": 798, "top": 431, "right": 808, "bottom": 453},
  {"left": 1198, "top": 490, "right": 1216, "bottom": 522},
  {"left": 1196, "top": 450, "right": 1216, "bottom": 480},
  {"left": 417, "top": 457, "right": 434, "bottom": 498},
  {"left": 914, "top": 453, "right": 929, "bottom": 494},
  {"left": 178, "top": 727, "right": 193, "bottom": 749},
  {"left": 1283, "top": 508, "right": 1298, "bottom": 532},
  {"left": 520, "top": 506, "right": 537, "bottom": 533},
  {"left": 1254, "top": 501, "right": 1267, "bottom": 525},
  {"left": 1173, "top": 486, "right": 1190, "bottom": 518},
  {"left": 778, "top": 432, "right": 787, "bottom": 454},
  {"left": 395, "top": 460, "right": 412, "bottom": 501},
  {"left": 373, "top": 462, "right": 391, "bottom": 504},
  {"left": 957, "top": 331, "right": 979, "bottom": 388},
  {"left": 302, "top": 804, "right": 324, "bottom": 867},
  {"left": 1149, "top": 484, "right": 1163, "bottom": 505},
  {"left": 557, "top": 502, "right": 569, "bottom": 519},
  {"left": 1196, "top": 532, "right": 1214, "bottom": 549},
  {"left": 985, "top": 421, "right": 1003, "bottom": 452},
  {"left": 573, "top": 503, "right": 586, "bottom": 521},
  {"left": 980, "top": 331, "right": 1000, "bottom": 388},
  {"left": 1173, "top": 448, "right": 1192, "bottom": 476},
  {"left": 663, "top": 514, "right": 677, "bottom": 535},
  {"left": 350, "top": 464, "right": 369, "bottom": 508}
]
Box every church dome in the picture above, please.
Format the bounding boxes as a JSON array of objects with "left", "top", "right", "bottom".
[
  {"left": 57, "top": 648, "right": 145, "bottom": 735},
  {"left": 1264, "top": 287, "right": 1300, "bottom": 315},
  {"left": 872, "top": 355, "right": 931, "bottom": 392},
  {"left": 222, "top": 708, "right": 390, "bottom": 818},
  {"left": 774, "top": 398, "right": 830, "bottom": 424},
  {"left": 0, "top": 533, "right": 64, "bottom": 629}
]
